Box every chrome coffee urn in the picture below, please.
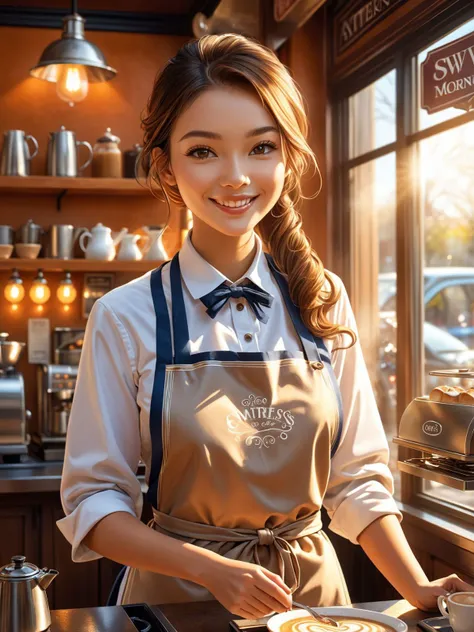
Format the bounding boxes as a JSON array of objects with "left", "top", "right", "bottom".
[{"left": 0, "top": 333, "right": 29, "bottom": 461}]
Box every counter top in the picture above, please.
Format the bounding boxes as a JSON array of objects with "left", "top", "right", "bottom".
[
  {"left": 0, "top": 460, "right": 63, "bottom": 493},
  {"left": 49, "top": 599, "right": 435, "bottom": 632},
  {"left": 0, "top": 459, "right": 146, "bottom": 494}
]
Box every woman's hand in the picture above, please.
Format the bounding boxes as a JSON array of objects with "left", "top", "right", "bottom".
[
  {"left": 202, "top": 558, "right": 292, "bottom": 619},
  {"left": 407, "top": 574, "right": 474, "bottom": 612}
]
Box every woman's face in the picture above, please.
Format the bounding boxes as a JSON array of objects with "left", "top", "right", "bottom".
[{"left": 165, "top": 85, "right": 286, "bottom": 238}]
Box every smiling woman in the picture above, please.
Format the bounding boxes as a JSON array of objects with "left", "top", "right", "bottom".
[{"left": 55, "top": 33, "right": 470, "bottom": 622}]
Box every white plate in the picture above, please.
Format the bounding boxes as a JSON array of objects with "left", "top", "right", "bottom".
[{"left": 267, "top": 607, "right": 408, "bottom": 632}]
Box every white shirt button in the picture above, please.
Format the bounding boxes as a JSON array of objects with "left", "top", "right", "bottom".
[
  {"left": 244, "top": 333, "right": 253, "bottom": 343},
  {"left": 236, "top": 302, "right": 245, "bottom": 312}
]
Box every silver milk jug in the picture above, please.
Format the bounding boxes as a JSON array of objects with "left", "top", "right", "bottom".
[
  {"left": 47, "top": 126, "right": 93, "bottom": 177},
  {"left": 0, "top": 130, "right": 39, "bottom": 176},
  {"left": 0, "top": 555, "right": 58, "bottom": 632}
]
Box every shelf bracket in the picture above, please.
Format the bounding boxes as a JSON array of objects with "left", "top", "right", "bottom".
[{"left": 56, "top": 189, "right": 68, "bottom": 212}]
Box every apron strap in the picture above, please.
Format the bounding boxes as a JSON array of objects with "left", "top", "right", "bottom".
[
  {"left": 147, "top": 262, "right": 172, "bottom": 506},
  {"left": 170, "top": 253, "right": 192, "bottom": 363},
  {"left": 265, "top": 253, "right": 322, "bottom": 363},
  {"left": 265, "top": 254, "right": 344, "bottom": 456}
]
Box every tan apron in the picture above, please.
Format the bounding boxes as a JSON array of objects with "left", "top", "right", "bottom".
[{"left": 119, "top": 253, "right": 351, "bottom": 607}]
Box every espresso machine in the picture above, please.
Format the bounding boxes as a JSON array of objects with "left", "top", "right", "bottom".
[
  {"left": 31, "top": 364, "right": 78, "bottom": 461},
  {"left": 0, "top": 333, "right": 29, "bottom": 461},
  {"left": 393, "top": 368, "right": 474, "bottom": 491}
]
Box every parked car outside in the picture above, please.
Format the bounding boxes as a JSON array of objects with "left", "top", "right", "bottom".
[
  {"left": 379, "top": 267, "right": 474, "bottom": 346},
  {"left": 376, "top": 267, "right": 474, "bottom": 416}
]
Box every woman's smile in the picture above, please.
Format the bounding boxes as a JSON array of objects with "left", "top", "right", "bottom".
[{"left": 209, "top": 195, "right": 260, "bottom": 216}]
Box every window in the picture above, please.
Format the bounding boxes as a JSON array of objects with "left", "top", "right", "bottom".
[
  {"left": 346, "top": 72, "right": 399, "bottom": 498},
  {"left": 336, "top": 12, "right": 474, "bottom": 518},
  {"left": 349, "top": 70, "right": 396, "bottom": 158}
]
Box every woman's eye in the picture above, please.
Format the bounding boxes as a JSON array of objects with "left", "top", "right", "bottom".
[
  {"left": 187, "top": 147, "right": 215, "bottom": 160},
  {"left": 251, "top": 142, "right": 277, "bottom": 155}
]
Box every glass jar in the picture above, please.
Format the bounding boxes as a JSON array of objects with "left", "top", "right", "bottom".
[{"left": 92, "top": 127, "right": 122, "bottom": 178}]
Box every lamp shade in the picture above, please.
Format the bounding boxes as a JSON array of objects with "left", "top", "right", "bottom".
[{"left": 30, "top": 14, "right": 116, "bottom": 83}]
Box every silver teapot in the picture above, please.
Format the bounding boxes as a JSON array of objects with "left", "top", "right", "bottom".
[{"left": 0, "top": 555, "right": 58, "bottom": 632}]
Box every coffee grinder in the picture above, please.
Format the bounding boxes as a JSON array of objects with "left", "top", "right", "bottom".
[{"left": 31, "top": 365, "right": 78, "bottom": 461}]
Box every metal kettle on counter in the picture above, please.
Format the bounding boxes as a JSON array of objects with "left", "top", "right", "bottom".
[
  {"left": 0, "top": 555, "right": 58, "bottom": 632},
  {"left": 47, "top": 126, "right": 93, "bottom": 177}
]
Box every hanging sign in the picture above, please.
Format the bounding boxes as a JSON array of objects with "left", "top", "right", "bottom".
[
  {"left": 421, "top": 31, "right": 474, "bottom": 114},
  {"left": 335, "top": 0, "right": 407, "bottom": 54}
]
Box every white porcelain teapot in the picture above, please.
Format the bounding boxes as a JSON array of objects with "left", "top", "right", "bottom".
[
  {"left": 117, "top": 233, "right": 147, "bottom": 261},
  {"left": 79, "top": 223, "right": 128, "bottom": 260},
  {"left": 140, "top": 225, "right": 168, "bottom": 261}
]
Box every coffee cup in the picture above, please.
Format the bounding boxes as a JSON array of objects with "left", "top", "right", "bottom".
[{"left": 438, "top": 591, "right": 474, "bottom": 632}]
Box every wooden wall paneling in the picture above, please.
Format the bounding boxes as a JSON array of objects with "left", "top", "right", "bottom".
[
  {"left": 403, "top": 518, "right": 474, "bottom": 584},
  {"left": 46, "top": 497, "right": 100, "bottom": 609},
  {"left": 432, "top": 558, "right": 474, "bottom": 586},
  {"left": 0, "top": 499, "right": 41, "bottom": 566},
  {"left": 284, "top": 6, "right": 329, "bottom": 264}
]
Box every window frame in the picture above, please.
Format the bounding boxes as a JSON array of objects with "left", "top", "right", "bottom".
[{"left": 330, "top": 5, "right": 474, "bottom": 526}]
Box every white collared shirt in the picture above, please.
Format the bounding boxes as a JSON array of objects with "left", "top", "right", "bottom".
[{"left": 57, "top": 232, "right": 402, "bottom": 562}]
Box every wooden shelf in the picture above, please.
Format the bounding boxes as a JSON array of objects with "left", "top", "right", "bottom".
[
  {"left": 0, "top": 175, "right": 150, "bottom": 196},
  {"left": 0, "top": 258, "right": 163, "bottom": 273}
]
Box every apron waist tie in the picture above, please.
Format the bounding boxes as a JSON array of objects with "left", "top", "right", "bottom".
[{"left": 151, "top": 509, "right": 323, "bottom": 594}]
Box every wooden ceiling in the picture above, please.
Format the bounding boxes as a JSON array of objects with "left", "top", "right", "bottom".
[
  {"left": 1, "top": 0, "right": 204, "bottom": 13},
  {"left": 0, "top": 0, "right": 221, "bottom": 34}
]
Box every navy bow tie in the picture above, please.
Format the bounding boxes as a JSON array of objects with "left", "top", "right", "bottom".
[{"left": 200, "top": 281, "right": 274, "bottom": 324}]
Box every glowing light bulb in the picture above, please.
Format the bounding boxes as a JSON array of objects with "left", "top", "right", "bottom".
[
  {"left": 57, "top": 272, "right": 77, "bottom": 305},
  {"left": 56, "top": 64, "right": 89, "bottom": 106},
  {"left": 4, "top": 270, "right": 25, "bottom": 305},
  {"left": 29, "top": 270, "right": 51, "bottom": 305}
]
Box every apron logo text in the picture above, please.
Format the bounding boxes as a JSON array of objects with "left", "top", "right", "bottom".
[{"left": 226, "top": 394, "right": 295, "bottom": 448}]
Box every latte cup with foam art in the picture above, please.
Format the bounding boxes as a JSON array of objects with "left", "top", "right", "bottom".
[
  {"left": 437, "top": 591, "right": 474, "bottom": 632},
  {"left": 267, "top": 607, "right": 408, "bottom": 632}
]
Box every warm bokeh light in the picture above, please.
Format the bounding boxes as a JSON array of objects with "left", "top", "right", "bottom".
[
  {"left": 57, "top": 272, "right": 77, "bottom": 305},
  {"left": 4, "top": 270, "right": 25, "bottom": 305},
  {"left": 56, "top": 64, "right": 89, "bottom": 106},
  {"left": 29, "top": 270, "right": 51, "bottom": 305}
]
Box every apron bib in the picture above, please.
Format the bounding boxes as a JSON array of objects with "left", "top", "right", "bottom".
[{"left": 119, "top": 253, "right": 351, "bottom": 607}]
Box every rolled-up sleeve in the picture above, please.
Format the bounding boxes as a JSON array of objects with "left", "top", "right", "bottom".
[
  {"left": 323, "top": 276, "right": 402, "bottom": 545},
  {"left": 57, "top": 299, "right": 143, "bottom": 562}
]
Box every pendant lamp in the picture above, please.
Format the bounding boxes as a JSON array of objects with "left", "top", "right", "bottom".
[{"left": 30, "top": 0, "right": 116, "bottom": 107}]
